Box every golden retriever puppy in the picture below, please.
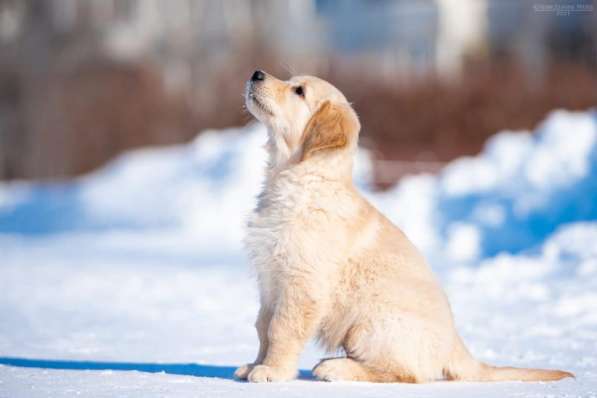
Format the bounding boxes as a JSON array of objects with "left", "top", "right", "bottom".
[{"left": 235, "top": 70, "right": 573, "bottom": 383}]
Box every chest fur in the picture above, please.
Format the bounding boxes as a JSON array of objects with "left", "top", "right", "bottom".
[{"left": 244, "top": 175, "right": 354, "bottom": 302}]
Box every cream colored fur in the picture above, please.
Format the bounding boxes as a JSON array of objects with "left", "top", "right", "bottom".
[{"left": 235, "top": 71, "right": 574, "bottom": 383}]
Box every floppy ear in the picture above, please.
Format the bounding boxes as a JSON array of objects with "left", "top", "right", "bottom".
[{"left": 300, "top": 100, "right": 359, "bottom": 161}]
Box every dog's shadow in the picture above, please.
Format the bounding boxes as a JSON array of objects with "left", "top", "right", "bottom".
[{"left": 0, "top": 356, "right": 313, "bottom": 381}]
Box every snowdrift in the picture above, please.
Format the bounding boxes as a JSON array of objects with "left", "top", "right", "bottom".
[
  {"left": 374, "top": 110, "right": 597, "bottom": 265},
  {"left": 0, "top": 109, "right": 596, "bottom": 266},
  {"left": 1, "top": 110, "right": 597, "bottom": 397}
]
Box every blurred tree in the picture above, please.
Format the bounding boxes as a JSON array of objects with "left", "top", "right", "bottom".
[{"left": 0, "top": 0, "right": 595, "bottom": 184}]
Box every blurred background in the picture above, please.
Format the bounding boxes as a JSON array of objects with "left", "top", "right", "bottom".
[
  {"left": 0, "top": 0, "right": 597, "bottom": 187},
  {"left": 0, "top": 0, "right": 595, "bottom": 187}
]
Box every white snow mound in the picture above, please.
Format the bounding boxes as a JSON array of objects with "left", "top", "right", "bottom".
[{"left": 1, "top": 109, "right": 596, "bottom": 397}]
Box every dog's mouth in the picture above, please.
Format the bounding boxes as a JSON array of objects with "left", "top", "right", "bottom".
[
  {"left": 246, "top": 87, "right": 274, "bottom": 117},
  {"left": 250, "top": 95, "right": 273, "bottom": 116}
]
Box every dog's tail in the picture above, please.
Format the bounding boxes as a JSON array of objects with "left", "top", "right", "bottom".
[{"left": 444, "top": 335, "right": 574, "bottom": 382}]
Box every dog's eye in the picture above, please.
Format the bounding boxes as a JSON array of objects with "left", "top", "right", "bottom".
[{"left": 294, "top": 86, "right": 305, "bottom": 97}]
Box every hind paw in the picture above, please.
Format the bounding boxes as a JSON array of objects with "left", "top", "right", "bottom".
[{"left": 313, "top": 358, "right": 361, "bottom": 382}]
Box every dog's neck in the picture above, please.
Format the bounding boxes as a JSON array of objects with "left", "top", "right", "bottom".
[
  {"left": 263, "top": 126, "right": 354, "bottom": 185},
  {"left": 264, "top": 127, "right": 294, "bottom": 176}
]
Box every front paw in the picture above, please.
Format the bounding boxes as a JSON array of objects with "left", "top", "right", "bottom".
[
  {"left": 234, "top": 363, "right": 255, "bottom": 380},
  {"left": 247, "top": 364, "right": 297, "bottom": 383}
]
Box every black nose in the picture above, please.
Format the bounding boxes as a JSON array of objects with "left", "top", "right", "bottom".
[{"left": 251, "top": 70, "right": 265, "bottom": 82}]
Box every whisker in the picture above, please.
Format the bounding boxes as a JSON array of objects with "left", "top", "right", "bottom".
[{"left": 279, "top": 62, "right": 296, "bottom": 77}]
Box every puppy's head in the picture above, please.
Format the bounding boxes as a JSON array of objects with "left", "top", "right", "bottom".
[{"left": 245, "top": 70, "right": 360, "bottom": 163}]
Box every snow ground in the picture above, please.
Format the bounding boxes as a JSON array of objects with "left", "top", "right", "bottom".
[{"left": 1, "top": 110, "right": 596, "bottom": 397}]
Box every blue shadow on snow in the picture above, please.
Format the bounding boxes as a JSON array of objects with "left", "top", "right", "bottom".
[{"left": 0, "top": 357, "right": 313, "bottom": 380}]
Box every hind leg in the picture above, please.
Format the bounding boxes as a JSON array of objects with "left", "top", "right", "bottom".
[
  {"left": 312, "top": 358, "right": 383, "bottom": 382},
  {"left": 313, "top": 357, "right": 418, "bottom": 383},
  {"left": 312, "top": 358, "right": 372, "bottom": 382},
  {"left": 315, "top": 324, "right": 424, "bottom": 383}
]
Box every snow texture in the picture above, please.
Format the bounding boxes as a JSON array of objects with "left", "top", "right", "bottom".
[{"left": 1, "top": 110, "right": 596, "bottom": 397}]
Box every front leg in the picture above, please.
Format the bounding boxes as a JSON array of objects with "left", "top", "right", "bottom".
[
  {"left": 234, "top": 305, "right": 272, "bottom": 380},
  {"left": 247, "top": 279, "right": 323, "bottom": 382}
]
